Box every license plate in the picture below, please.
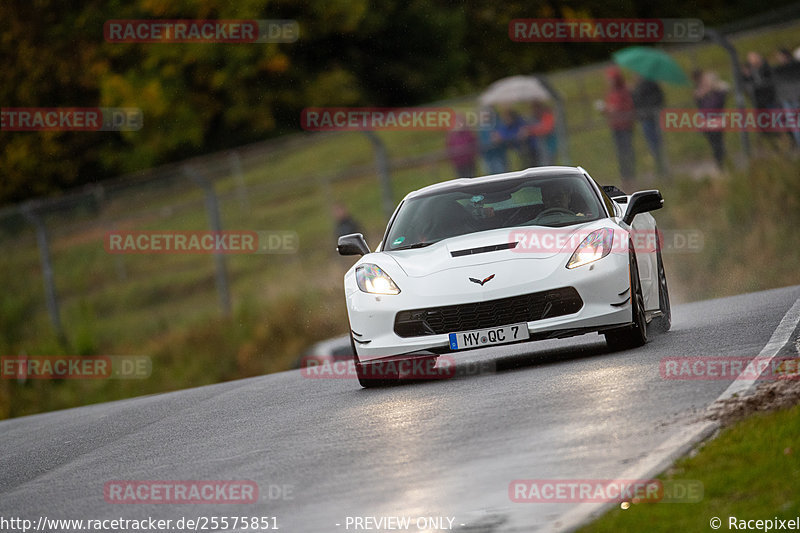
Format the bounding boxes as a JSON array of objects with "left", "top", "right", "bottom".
[{"left": 448, "top": 323, "right": 530, "bottom": 350}]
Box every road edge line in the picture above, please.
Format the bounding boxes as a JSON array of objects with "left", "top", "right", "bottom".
[
  {"left": 716, "top": 295, "right": 800, "bottom": 401},
  {"left": 546, "top": 420, "right": 718, "bottom": 532},
  {"left": 547, "top": 293, "right": 800, "bottom": 533}
]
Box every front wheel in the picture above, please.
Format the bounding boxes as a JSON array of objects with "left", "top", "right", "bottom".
[
  {"left": 605, "top": 247, "right": 648, "bottom": 350},
  {"left": 650, "top": 239, "right": 671, "bottom": 333}
]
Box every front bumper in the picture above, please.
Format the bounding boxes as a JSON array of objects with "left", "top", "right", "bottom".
[{"left": 346, "top": 252, "right": 633, "bottom": 362}]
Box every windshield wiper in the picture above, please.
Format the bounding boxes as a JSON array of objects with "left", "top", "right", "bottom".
[{"left": 391, "top": 240, "right": 440, "bottom": 250}]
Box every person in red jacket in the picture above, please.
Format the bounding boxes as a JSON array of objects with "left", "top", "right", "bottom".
[{"left": 600, "top": 66, "right": 636, "bottom": 188}]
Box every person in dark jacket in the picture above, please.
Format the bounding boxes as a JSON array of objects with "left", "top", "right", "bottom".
[
  {"left": 632, "top": 74, "right": 667, "bottom": 176},
  {"left": 742, "top": 52, "right": 778, "bottom": 109},
  {"left": 742, "top": 51, "right": 783, "bottom": 146},
  {"left": 772, "top": 48, "right": 800, "bottom": 147},
  {"left": 692, "top": 70, "right": 729, "bottom": 169},
  {"left": 332, "top": 203, "right": 362, "bottom": 243}
]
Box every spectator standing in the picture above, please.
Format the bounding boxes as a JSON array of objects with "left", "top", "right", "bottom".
[
  {"left": 332, "top": 203, "right": 363, "bottom": 243},
  {"left": 742, "top": 51, "right": 783, "bottom": 147},
  {"left": 478, "top": 108, "right": 507, "bottom": 174},
  {"left": 692, "top": 70, "right": 729, "bottom": 169},
  {"left": 631, "top": 74, "right": 667, "bottom": 176},
  {"left": 523, "top": 101, "right": 558, "bottom": 166},
  {"left": 772, "top": 48, "right": 800, "bottom": 147},
  {"left": 496, "top": 108, "right": 528, "bottom": 168},
  {"left": 601, "top": 67, "right": 636, "bottom": 188},
  {"left": 742, "top": 52, "right": 779, "bottom": 109},
  {"left": 445, "top": 117, "right": 478, "bottom": 177}
]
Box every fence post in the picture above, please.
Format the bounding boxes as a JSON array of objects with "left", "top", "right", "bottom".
[
  {"left": 228, "top": 150, "right": 250, "bottom": 212},
  {"left": 109, "top": 221, "right": 127, "bottom": 281},
  {"left": 317, "top": 176, "right": 338, "bottom": 254},
  {"left": 20, "top": 203, "right": 67, "bottom": 346},
  {"left": 363, "top": 131, "right": 394, "bottom": 219},
  {"left": 183, "top": 165, "right": 232, "bottom": 318}
]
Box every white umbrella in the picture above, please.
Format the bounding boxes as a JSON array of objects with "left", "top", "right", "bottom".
[{"left": 479, "top": 75, "right": 552, "bottom": 106}]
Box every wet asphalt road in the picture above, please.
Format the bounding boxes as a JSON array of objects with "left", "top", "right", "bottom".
[{"left": 1, "top": 285, "right": 799, "bottom": 533}]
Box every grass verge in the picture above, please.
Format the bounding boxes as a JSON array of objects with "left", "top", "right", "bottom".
[{"left": 578, "top": 399, "right": 800, "bottom": 532}]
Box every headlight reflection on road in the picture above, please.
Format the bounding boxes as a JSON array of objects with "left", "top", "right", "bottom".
[{"left": 353, "top": 395, "right": 467, "bottom": 527}]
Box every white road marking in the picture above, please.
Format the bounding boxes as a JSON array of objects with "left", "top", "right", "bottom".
[
  {"left": 717, "top": 296, "right": 800, "bottom": 401},
  {"left": 542, "top": 294, "right": 800, "bottom": 533}
]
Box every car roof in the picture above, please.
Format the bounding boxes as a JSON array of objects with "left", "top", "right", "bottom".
[{"left": 403, "top": 166, "right": 588, "bottom": 201}]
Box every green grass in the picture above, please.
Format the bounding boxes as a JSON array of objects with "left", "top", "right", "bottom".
[
  {"left": 658, "top": 155, "right": 800, "bottom": 302},
  {"left": 578, "top": 404, "right": 800, "bottom": 532},
  {"left": 3, "top": 21, "right": 800, "bottom": 419}
]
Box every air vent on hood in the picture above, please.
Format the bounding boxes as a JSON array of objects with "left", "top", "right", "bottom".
[{"left": 450, "top": 241, "right": 518, "bottom": 257}]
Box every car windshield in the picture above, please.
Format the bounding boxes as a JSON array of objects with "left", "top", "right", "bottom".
[{"left": 384, "top": 173, "right": 604, "bottom": 250}]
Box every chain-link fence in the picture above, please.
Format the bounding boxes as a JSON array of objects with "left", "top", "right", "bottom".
[{"left": 3, "top": 17, "right": 799, "bottom": 352}]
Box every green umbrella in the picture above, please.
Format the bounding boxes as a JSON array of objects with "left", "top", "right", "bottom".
[{"left": 612, "top": 46, "right": 690, "bottom": 86}]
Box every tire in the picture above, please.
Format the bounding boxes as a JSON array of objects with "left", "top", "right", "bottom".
[
  {"left": 650, "top": 240, "right": 672, "bottom": 333},
  {"left": 605, "top": 247, "right": 648, "bottom": 350}
]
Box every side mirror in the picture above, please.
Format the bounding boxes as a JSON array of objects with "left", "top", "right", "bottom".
[
  {"left": 337, "top": 233, "right": 370, "bottom": 256},
  {"left": 622, "top": 190, "right": 663, "bottom": 226}
]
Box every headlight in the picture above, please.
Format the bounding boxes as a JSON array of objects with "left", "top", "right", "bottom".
[
  {"left": 566, "top": 228, "right": 614, "bottom": 269},
  {"left": 356, "top": 264, "right": 401, "bottom": 294}
]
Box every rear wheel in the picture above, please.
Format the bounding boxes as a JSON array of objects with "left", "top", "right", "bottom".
[
  {"left": 650, "top": 239, "right": 671, "bottom": 333},
  {"left": 605, "top": 247, "right": 648, "bottom": 350}
]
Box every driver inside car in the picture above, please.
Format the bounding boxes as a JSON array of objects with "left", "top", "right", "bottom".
[{"left": 540, "top": 180, "right": 586, "bottom": 217}]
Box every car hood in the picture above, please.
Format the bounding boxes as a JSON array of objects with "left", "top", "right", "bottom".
[{"left": 384, "top": 223, "right": 600, "bottom": 278}]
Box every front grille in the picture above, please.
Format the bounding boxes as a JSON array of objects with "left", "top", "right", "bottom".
[{"left": 394, "top": 287, "right": 583, "bottom": 337}]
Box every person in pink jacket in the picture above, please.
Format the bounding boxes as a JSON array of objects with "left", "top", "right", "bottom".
[
  {"left": 600, "top": 66, "right": 636, "bottom": 187},
  {"left": 445, "top": 115, "right": 479, "bottom": 177}
]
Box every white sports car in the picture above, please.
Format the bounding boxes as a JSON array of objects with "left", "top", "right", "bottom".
[{"left": 338, "top": 166, "right": 670, "bottom": 387}]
